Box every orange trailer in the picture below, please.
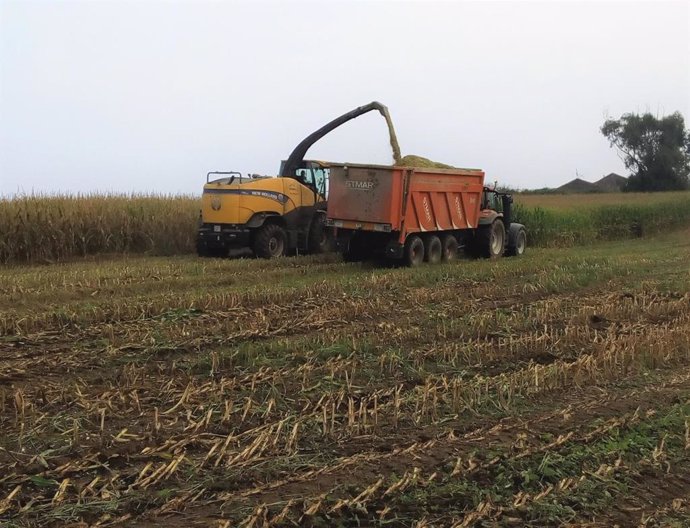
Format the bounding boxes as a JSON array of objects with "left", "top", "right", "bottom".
[{"left": 326, "top": 163, "right": 526, "bottom": 266}]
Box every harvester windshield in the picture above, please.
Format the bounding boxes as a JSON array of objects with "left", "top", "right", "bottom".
[{"left": 295, "top": 167, "right": 329, "bottom": 198}]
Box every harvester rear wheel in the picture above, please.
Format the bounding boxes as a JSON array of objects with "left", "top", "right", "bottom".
[
  {"left": 307, "top": 214, "right": 332, "bottom": 254},
  {"left": 441, "top": 234, "right": 458, "bottom": 261},
  {"left": 477, "top": 220, "right": 506, "bottom": 259},
  {"left": 253, "top": 224, "right": 287, "bottom": 259},
  {"left": 404, "top": 235, "right": 425, "bottom": 267},
  {"left": 424, "top": 236, "right": 442, "bottom": 264}
]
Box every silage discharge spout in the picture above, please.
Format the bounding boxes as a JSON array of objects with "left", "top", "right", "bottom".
[{"left": 279, "top": 101, "right": 402, "bottom": 178}]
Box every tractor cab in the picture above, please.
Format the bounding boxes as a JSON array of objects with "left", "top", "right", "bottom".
[{"left": 481, "top": 186, "right": 513, "bottom": 223}]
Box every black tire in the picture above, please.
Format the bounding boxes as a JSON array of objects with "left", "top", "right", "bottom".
[
  {"left": 506, "top": 227, "right": 526, "bottom": 257},
  {"left": 424, "top": 235, "right": 442, "bottom": 264},
  {"left": 441, "top": 234, "right": 458, "bottom": 262},
  {"left": 307, "top": 214, "right": 332, "bottom": 254},
  {"left": 253, "top": 224, "right": 287, "bottom": 259},
  {"left": 476, "top": 220, "right": 506, "bottom": 258},
  {"left": 404, "top": 235, "right": 425, "bottom": 267}
]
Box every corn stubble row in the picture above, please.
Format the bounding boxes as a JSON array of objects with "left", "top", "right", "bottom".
[{"left": 1, "top": 263, "right": 689, "bottom": 525}]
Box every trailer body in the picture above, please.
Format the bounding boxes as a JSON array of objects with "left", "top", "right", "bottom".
[{"left": 327, "top": 162, "right": 514, "bottom": 262}]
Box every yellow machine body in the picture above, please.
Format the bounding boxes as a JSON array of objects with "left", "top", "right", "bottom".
[
  {"left": 196, "top": 167, "right": 328, "bottom": 257},
  {"left": 201, "top": 176, "right": 316, "bottom": 226}
]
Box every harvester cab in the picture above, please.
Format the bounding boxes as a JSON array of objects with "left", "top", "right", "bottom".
[
  {"left": 196, "top": 101, "right": 400, "bottom": 259},
  {"left": 284, "top": 160, "right": 329, "bottom": 200}
]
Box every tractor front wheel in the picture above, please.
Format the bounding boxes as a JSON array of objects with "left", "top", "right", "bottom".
[{"left": 506, "top": 226, "right": 527, "bottom": 256}]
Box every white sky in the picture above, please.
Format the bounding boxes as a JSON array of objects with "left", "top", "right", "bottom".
[{"left": 1, "top": 0, "right": 689, "bottom": 195}]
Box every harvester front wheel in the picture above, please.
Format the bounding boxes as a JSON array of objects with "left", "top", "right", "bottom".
[
  {"left": 424, "top": 235, "right": 442, "bottom": 264},
  {"left": 253, "top": 224, "right": 287, "bottom": 259},
  {"left": 477, "top": 220, "right": 506, "bottom": 259},
  {"left": 441, "top": 234, "right": 458, "bottom": 261},
  {"left": 404, "top": 235, "right": 425, "bottom": 267}
]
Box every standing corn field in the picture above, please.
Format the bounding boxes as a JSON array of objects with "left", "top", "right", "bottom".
[
  {"left": 2, "top": 191, "right": 690, "bottom": 263},
  {"left": 0, "top": 194, "right": 198, "bottom": 263}
]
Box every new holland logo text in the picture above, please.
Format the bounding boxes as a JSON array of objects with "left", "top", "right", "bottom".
[
  {"left": 345, "top": 180, "right": 374, "bottom": 191},
  {"left": 203, "top": 189, "right": 289, "bottom": 204}
]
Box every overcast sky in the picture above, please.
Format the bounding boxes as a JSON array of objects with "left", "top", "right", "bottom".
[{"left": 1, "top": 0, "right": 689, "bottom": 196}]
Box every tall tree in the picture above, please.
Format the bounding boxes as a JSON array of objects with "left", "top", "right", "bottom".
[{"left": 601, "top": 112, "right": 690, "bottom": 191}]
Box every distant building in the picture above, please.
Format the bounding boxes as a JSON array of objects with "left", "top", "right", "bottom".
[
  {"left": 556, "top": 173, "right": 626, "bottom": 193},
  {"left": 594, "top": 173, "right": 627, "bottom": 192}
]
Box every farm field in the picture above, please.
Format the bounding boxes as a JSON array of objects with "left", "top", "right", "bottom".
[
  {"left": 511, "top": 191, "right": 690, "bottom": 248},
  {"left": 2, "top": 231, "right": 690, "bottom": 526},
  {"left": 514, "top": 190, "right": 690, "bottom": 210}
]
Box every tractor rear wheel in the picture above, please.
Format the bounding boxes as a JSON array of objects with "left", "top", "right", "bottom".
[
  {"left": 253, "top": 224, "right": 287, "bottom": 259},
  {"left": 441, "top": 234, "right": 458, "bottom": 262},
  {"left": 424, "top": 235, "right": 442, "bottom": 264},
  {"left": 404, "top": 235, "right": 425, "bottom": 267},
  {"left": 477, "top": 220, "right": 506, "bottom": 258}
]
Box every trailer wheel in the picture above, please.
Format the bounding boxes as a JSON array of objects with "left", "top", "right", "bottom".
[
  {"left": 441, "top": 234, "right": 458, "bottom": 262},
  {"left": 477, "top": 220, "right": 506, "bottom": 258},
  {"left": 253, "top": 224, "right": 287, "bottom": 259},
  {"left": 424, "top": 235, "right": 442, "bottom": 264},
  {"left": 404, "top": 235, "right": 425, "bottom": 267}
]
